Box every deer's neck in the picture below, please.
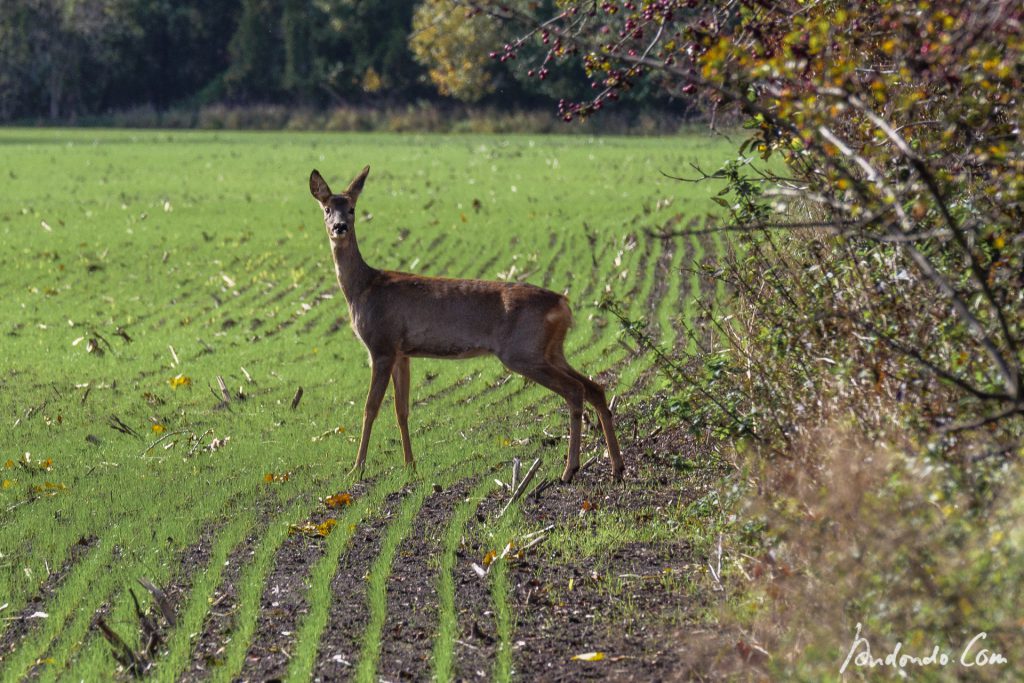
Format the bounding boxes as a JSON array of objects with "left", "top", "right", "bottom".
[{"left": 331, "top": 239, "right": 376, "bottom": 303}]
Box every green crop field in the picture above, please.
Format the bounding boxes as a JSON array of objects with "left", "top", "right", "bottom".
[{"left": 0, "top": 128, "right": 735, "bottom": 681}]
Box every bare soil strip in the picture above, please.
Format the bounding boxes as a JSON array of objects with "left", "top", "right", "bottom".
[
  {"left": 53, "top": 526, "right": 219, "bottom": 678},
  {"left": 164, "top": 524, "right": 219, "bottom": 621},
  {"left": 0, "top": 536, "right": 97, "bottom": 664},
  {"left": 509, "top": 427, "right": 722, "bottom": 682},
  {"left": 234, "top": 506, "right": 337, "bottom": 681},
  {"left": 508, "top": 541, "right": 698, "bottom": 683},
  {"left": 452, "top": 489, "right": 505, "bottom": 681},
  {"left": 179, "top": 532, "right": 262, "bottom": 681},
  {"left": 311, "top": 490, "right": 404, "bottom": 680},
  {"left": 644, "top": 235, "right": 678, "bottom": 342},
  {"left": 375, "top": 477, "right": 478, "bottom": 682}
]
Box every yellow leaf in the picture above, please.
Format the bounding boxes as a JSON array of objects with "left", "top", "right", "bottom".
[
  {"left": 2, "top": 479, "right": 13, "bottom": 489},
  {"left": 571, "top": 652, "right": 605, "bottom": 662},
  {"left": 482, "top": 550, "right": 497, "bottom": 567},
  {"left": 152, "top": 424, "right": 165, "bottom": 434},
  {"left": 169, "top": 374, "right": 192, "bottom": 389},
  {"left": 4, "top": 459, "right": 14, "bottom": 469},
  {"left": 325, "top": 492, "right": 353, "bottom": 509}
]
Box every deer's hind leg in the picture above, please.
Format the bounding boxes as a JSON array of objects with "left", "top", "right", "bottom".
[
  {"left": 354, "top": 355, "right": 395, "bottom": 476},
  {"left": 501, "top": 357, "right": 586, "bottom": 483},
  {"left": 391, "top": 355, "right": 415, "bottom": 470},
  {"left": 557, "top": 362, "right": 624, "bottom": 481}
]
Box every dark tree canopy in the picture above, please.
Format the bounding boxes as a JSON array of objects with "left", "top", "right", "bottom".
[{"left": 0, "top": 0, "right": 686, "bottom": 121}]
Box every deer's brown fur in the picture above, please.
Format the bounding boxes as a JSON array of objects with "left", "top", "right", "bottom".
[{"left": 310, "top": 166, "right": 623, "bottom": 483}]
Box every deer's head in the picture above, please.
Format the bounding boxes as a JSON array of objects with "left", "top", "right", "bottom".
[{"left": 310, "top": 166, "right": 369, "bottom": 246}]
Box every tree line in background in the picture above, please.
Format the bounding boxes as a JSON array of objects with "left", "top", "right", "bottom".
[{"left": 0, "top": 0, "right": 694, "bottom": 123}]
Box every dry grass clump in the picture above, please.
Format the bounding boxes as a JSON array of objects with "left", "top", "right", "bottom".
[{"left": 732, "top": 425, "right": 1024, "bottom": 681}]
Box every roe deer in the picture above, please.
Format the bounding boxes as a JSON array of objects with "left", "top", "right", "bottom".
[{"left": 310, "top": 166, "right": 623, "bottom": 483}]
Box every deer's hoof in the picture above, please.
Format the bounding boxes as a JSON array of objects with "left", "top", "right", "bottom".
[{"left": 560, "top": 468, "right": 578, "bottom": 484}]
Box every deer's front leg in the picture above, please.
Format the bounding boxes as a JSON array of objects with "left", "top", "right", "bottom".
[
  {"left": 353, "top": 355, "right": 395, "bottom": 475},
  {"left": 391, "top": 356, "right": 415, "bottom": 469}
]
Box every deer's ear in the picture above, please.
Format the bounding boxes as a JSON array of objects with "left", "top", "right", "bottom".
[
  {"left": 310, "top": 170, "right": 332, "bottom": 204},
  {"left": 346, "top": 165, "right": 370, "bottom": 201}
]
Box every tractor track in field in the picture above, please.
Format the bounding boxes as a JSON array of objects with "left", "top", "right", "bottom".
[
  {"left": 0, "top": 535, "right": 98, "bottom": 664},
  {"left": 234, "top": 504, "right": 339, "bottom": 681},
  {"left": 413, "top": 370, "right": 483, "bottom": 408},
  {"left": 452, "top": 488, "right": 505, "bottom": 681},
  {"left": 376, "top": 477, "right": 478, "bottom": 682},
  {"left": 162, "top": 523, "right": 219, "bottom": 624},
  {"left": 311, "top": 490, "right": 405, "bottom": 680},
  {"left": 178, "top": 484, "right": 322, "bottom": 682},
  {"left": 541, "top": 233, "right": 565, "bottom": 289},
  {"left": 52, "top": 524, "right": 221, "bottom": 679},
  {"left": 645, "top": 235, "right": 678, "bottom": 342},
  {"left": 694, "top": 232, "right": 722, "bottom": 351},
  {"left": 580, "top": 231, "right": 667, "bottom": 355},
  {"left": 180, "top": 533, "right": 262, "bottom": 679},
  {"left": 471, "top": 253, "right": 502, "bottom": 281}
]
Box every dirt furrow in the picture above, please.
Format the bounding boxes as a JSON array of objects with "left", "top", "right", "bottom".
[
  {"left": 0, "top": 535, "right": 98, "bottom": 664},
  {"left": 375, "top": 478, "right": 478, "bottom": 681},
  {"left": 312, "top": 490, "right": 404, "bottom": 680},
  {"left": 452, "top": 491, "right": 504, "bottom": 681},
  {"left": 540, "top": 231, "right": 566, "bottom": 288},
  {"left": 179, "top": 533, "right": 262, "bottom": 681},
  {"left": 233, "top": 506, "right": 338, "bottom": 681}
]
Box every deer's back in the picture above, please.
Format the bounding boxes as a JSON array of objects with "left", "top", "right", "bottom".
[{"left": 349, "top": 271, "right": 567, "bottom": 359}]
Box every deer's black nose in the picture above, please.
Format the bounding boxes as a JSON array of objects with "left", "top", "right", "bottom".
[{"left": 332, "top": 222, "right": 348, "bottom": 236}]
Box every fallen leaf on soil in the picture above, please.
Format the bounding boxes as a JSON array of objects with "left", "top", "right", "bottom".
[
  {"left": 289, "top": 518, "right": 337, "bottom": 537},
  {"left": 482, "top": 550, "right": 497, "bottom": 567},
  {"left": 325, "top": 492, "right": 352, "bottom": 508},
  {"left": 571, "top": 652, "right": 605, "bottom": 662},
  {"left": 264, "top": 472, "right": 291, "bottom": 483}
]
